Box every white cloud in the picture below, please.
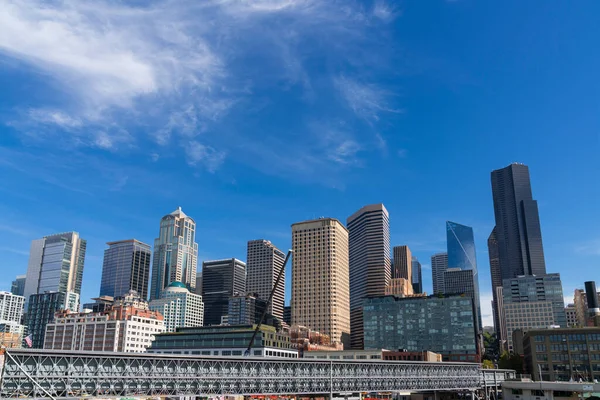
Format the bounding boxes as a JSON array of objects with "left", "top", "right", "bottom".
[
  {"left": 1, "top": 0, "right": 399, "bottom": 176},
  {"left": 334, "top": 75, "right": 402, "bottom": 123},
  {"left": 575, "top": 239, "right": 600, "bottom": 256},
  {"left": 185, "top": 141, "right": 227, "bottom": 173}
]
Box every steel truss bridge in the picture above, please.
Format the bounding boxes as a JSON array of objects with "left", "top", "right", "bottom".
[{"left": 0, "top": 349, "right": 514, "bottom": 399}]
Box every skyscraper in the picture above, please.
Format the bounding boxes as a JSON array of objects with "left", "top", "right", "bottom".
[
  {"left": 26, "top": 291, "right": 79, "bottom": 348},
  {"left": 392, "top": 245, "right": 412, "bottom": 283},
  {"left": 411, "top": 257, "right": 423, "bottom": 294},
  {"left": 446, "top": 221, "right": 481, "bottom": 330},
  {"left": 431, "top": 253, "right": 448, "bottom": 295},
  {"left": 201, "top": 258, "right": 246, "bottom": 326},
  {"left": 10, "top": 275, "right": 25, "bottom": 297},
  {"left": 23, "top": 232, "right": 86, "bottom": 310},
  {"left": 347, "top": 204, "right": 391, "bottom": 350},
  {"left": 246, "top": 239, "right": 286, "bottom": 320},
  {"left": 291, "top": 218, "right": 350, "bottom": 347},
  {"left": 491, "top": 163, "right": 546, "bottom": 279},
  {"left": 100, "top": 239, "right": 151, "bottom": 299},
  {"left": 488, "top": 228, "right": 503, "bottom": 338},
  {"left": 150, "top": 207, "right": 198, "bottom": 300}
]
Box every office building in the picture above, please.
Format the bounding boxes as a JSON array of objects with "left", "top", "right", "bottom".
[
  {"left": 291, "top": 218, "right": 350, "bottom": 347},
  {"left": 11, "top": 275, "right": 26, "bottom": 297},
  {"left": 523, "top": 328, "right": 600, "bottom": 382},
  {"left": 246, "top": 239, "right": 286, "bottom": 320},
  {"left": 303, "top": 349, "right": 383, "bottom": 360},
  {"left": 502, "top": 273, "right": 566, "bottom": 351},
  {"left": 202, "top": 258, "right": 246, "bottom": 326},
  {"left": 195, "top": 272, "right": 202, "bottom": 296},
  {"left": 444, "top": 268, "right": 476, "bottom": 300},
  {"left": 26, "top": 291, "right": 79, "bottom": 349},
  {"left": 283, "top": 306, "right": 291, "bottom": 326},
  {"left": 149, "top": 324, "right": 297, "bottom": 358},
  {"left": 45, "top": 291, "right": 165, "bottom": 353},
  {"left": 23, "top": 232, "right": 86, "bottom": 309},
  {"left": 383, "top": 350, "right": 442, "bottom": 362},
  {"left": 411, "top": 257, "right": 423, "bottom": 294},
  {"left": 446, "top": 221, "right": 482, "bottom": 330},
  {"left": 0, "top": 291, "right": 25, "bottom": 323},
  {"left": 150, "top": 207, "right": 198, "bottom": 300},
  {"left": 363, "top": 294, "right": 478, "bottom": 362},
  {"left": 0, "top": 322, "right": 25, "bottom": 348},
  {"left": 384, "top": 278, "right": 414, "bottom": 297},
  {"left": 491, "top": 163, "right": 546, "bottom": 279},
  {"left": 290, "top": 325, "right": 343, "bottom": 355},
  {"left": 226, "top": 293, "right": 283, "bottom": 328},
  {"left": 392, "top": 245, "right": 412, "bottom": 282},
  {"left": 431, "top": 253, "right": 448, "bottom": 295},
  {"left": 574, "top": 288, "right": 600, "bottom": 327},
  {"left": 149, "top": 281, "right": 204, "bottom": 332},
  {"left": 488, "top": 227, "right": 504, "bottom": 339},
  {"left": 100, "top": 239, "right": 151, "bottom": 299},
  {"left": 347, "top": 204, "right": 391, "bottom": 350},
  {"left": 82, "top": 296, "right": 114, "bottom": 313},
  {"left": 565, "top": 304, "right": 578, "bottom": 327}
]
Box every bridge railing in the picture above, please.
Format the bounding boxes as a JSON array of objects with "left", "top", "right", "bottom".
[{"left": 1, "top": 349, "right": 484, "bottom": 399}]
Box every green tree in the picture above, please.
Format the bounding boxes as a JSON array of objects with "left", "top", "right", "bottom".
[
  {"left": 498, "top": 351, "right": 524, "bottom": 374},
  {"left": 482, "top": 359, "right": 495, "bottom": 369}
]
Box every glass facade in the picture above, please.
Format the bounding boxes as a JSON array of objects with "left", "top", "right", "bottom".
[
  {"left": 446, "top": 221, "right": 481, "bottom": 331},
  {"left": 411, "top": 257, "right": 422, "bottom": 294},
  {"left": 10, "top": 275, "right": 25, "bottom": 297},
  {"left": 363, "top": 295, "right": 478, "bottom": 361},
  {"left": 202, "top": 258, "right": 247, "bottom": 326},
  {"left": 100, "top": 239, "right": 151, "bottom": 299},
  {"left": 150, "top": 208, "right": 198, "bottom": 300},
  {"left": 26, "top": 291, "right": 78, "bottom": 349}
]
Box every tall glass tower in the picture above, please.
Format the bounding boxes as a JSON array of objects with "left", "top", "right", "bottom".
[
  {"left": 23, "top": 232, "right": 86, "bottom": 310},
  {"left": 150, "top": 207, "right": 198, "bottom": 300},
  {"left": 100, "top": 239, "right": 151, "bottom": 299},
  {"left": 446, "top": 221, "right": 481, "bottom": 330}
]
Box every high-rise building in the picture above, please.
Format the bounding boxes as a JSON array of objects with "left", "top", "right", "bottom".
[
  {"left": 431, "top": 253, "right": 448, "bottom": 295},
  {"left": 488, "top": 228, "right": 504, "bottom": 339},
  {"left": 150, "top": 207, "right": 198, "bottom": 300},
  {"left": 202, "top": 258, "right": 246, "bottom": 326},
  {"left": 149, "top": 282, "right": 204, "bottom": 332},
  {"left": 0, "top": 291, "right": 25, "bottom": 324},
  {"left": 502, "top": 273, "right": 566, "bottom": 351},
  {"left": 574, "top": 288, "right": 600, "bottom": 327},
  {"left": 195, "top": 272, "right": 202, "bottom": 296},
  {"left": 392, "top": 245, "right": 412, "bottom": 283},
  {"left": 100, "top": 239, "right": 151, "bottom": 299},
  {"left": 491, "top": 163, "right": 546, "bottom": 280},
  {"left": 347, "top": 204, "right": 391, "bottom": 350},
  {"left": 11, "top": 275, "right": 26, "bottom": 297},
  {"left": 363, "top": 294, "right": 479, "bottom": 362},
  {"left": 45, "top": 291, "right": 164, "bottom": 353},
  {"left": 246, "top": 240, "right": 286, "bottom": 320},
  {"left": 384, "top": 278, "right": 415, "bottom": 297},
  {"left": 411, "top": 257, "right": 423, "bottom": 294},
  {"left": 283, "top": 306, "right": 291, "bottom": 326},
  {"left": 26, "top": 291, "right": 79, "bottom": 349},
  {"left": 23, "top": 232, "right": 87, "bottom": 310},
  {"left": 226, "top": 293, "right": 283, "bottom": 328},
  {"left": 446, "top": 221, "right": 481, "bottom": 330},
  {"left": 291, "top": 218, "right": 350, "bottom": 347}
]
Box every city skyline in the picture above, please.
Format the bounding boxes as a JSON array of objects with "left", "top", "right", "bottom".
[{"left": 1, "top": 2, "right": 599, "bottom": 331}]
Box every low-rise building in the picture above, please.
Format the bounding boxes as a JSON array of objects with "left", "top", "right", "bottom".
[
  {"left": 148, "top": 324, "right": 298, "bottom": 358},
  {"left": 303, "top": 349, "right": 383, "bottom": 360},
  {"left": 363, "top": 294, "right": 479, "bottom": 362},
  {"left": 290, "top": 325, "right": 343, "bottom": 356},
  {"left": 523, "top": 327, "right": 600, "bottom": 382},
  {"left": 44, "top": 291, "right": 164, "bottom": 353},
  {"left": 565, "top": 304, "right": 578, "bottom": 328},
  {"left": 382, "top": 350, "right": 442, "bottom": 362},
  {"left": 0, "top": 322, "right": 25, "bottom": 348}
]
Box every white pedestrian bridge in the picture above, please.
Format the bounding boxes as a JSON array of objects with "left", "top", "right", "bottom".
[{"left": 0, "top": 349, "right": 514, "bottom": 399}]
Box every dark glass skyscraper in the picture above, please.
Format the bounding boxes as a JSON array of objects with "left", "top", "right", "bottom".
[
  {"left": 100, "top": 239, "right": 151, "bottom": 299},
  {"left": 411, "top": 257, "right": 423, "bottom": 294},
  {"left": 491, "top": 163, "right": 546, "bottom": 279},
  {"left": 202, "top": 258, "right": 246, "bottom": 326},
  {"left": 446, "top": 221, "right": 481, "bottom": 330}
]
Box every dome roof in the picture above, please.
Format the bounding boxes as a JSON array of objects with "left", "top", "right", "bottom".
[{"left": 167, "top": 281, "right": 188, "bottom": 289}]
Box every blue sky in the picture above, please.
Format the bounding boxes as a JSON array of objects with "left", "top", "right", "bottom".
[{"left": 0, "top": 1, "right": 599, "bottom": 327}]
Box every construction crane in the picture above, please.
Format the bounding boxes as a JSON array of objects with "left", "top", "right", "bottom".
[{"left": 244, "top": 249, "right": 293, "bottom": 357}]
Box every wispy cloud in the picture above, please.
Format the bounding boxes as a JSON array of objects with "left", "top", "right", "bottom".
[
  {"left": 1, "top": 0, "right": 400, "bottom": 177},
  {"left": 575, "top": 239, "right": 600, "bottom": 256},
  {"left": 0, "top": 246, "right": 30, "bottom": 256},
  {"left": 334, "top": 75, "right": 402, "bottom": 123}
]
